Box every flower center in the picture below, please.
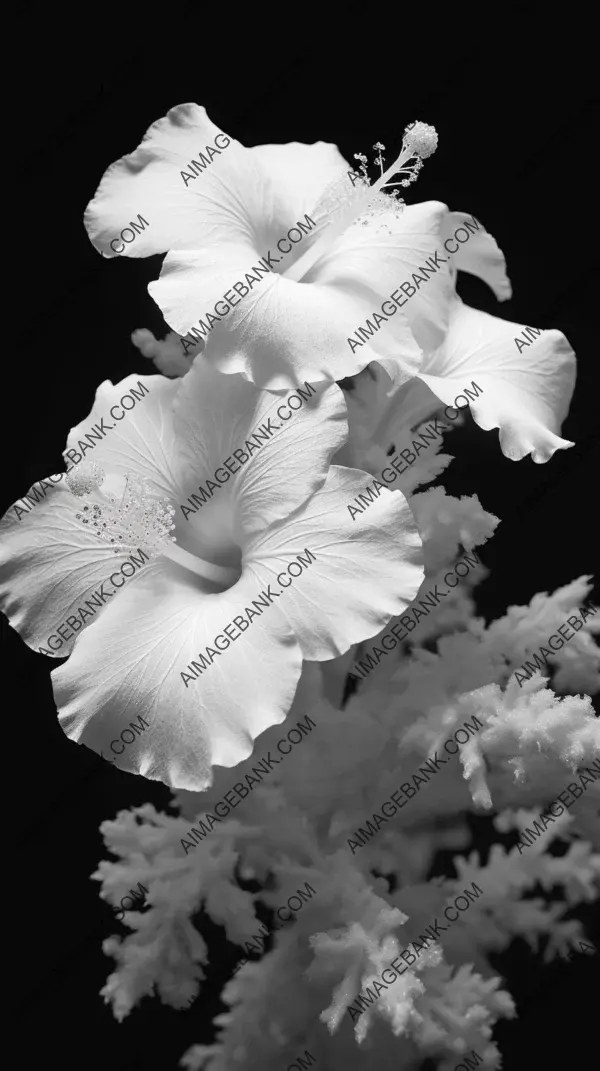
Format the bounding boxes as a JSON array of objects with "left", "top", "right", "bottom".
[
  {"left": 74, "top": 473, "right": 176, "bottom": 558},
  {"left": 283, "top": 121, "right": 438, "bottom": 285},
  {"left": 70, "top": 472, "right": 243, "bottom": 591}
]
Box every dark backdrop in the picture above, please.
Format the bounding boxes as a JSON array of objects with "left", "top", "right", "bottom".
[{"left": 8, "top": 4, "right": 598, "bottom": 1069}]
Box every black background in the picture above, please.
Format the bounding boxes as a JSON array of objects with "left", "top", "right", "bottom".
[{"left": 8, "top": 4, "right": 598, "bottom": 1069}]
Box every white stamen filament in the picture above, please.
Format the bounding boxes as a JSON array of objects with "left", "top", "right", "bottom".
[
  {"left": 284, "top": 120, "right": 437, "bottom": 284},
  {"left": 283, "top": 147, "right": 415, "bottom": 284},
  {"left": 161, "top": 542, "right": 240, "bottom": 586}
]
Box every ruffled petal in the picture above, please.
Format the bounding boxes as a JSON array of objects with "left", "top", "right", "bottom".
[
  {"left": 154, "top": 253, "right": 423, "bottom": 389},
  {"left": 243, "top": 465, "right": 424, "bottom": 660},
  {"left": 53, "top": 557, "right": 302, "bottom": 790},
  {"left": 84, "top": 103, "right": 346, "bottom": 265},
  {"left": 173, "top": 357, "right": 348, "bottom": 538},
  {"left": 442, "top": 211, "right": 512, "bottom": 301},
  {"left": 0, "top": 480, "right": 152, "bottom": 657},
  {"left": 84, "top": 104, "right": 251, "bottom": 258},
  {"left": 419, "top": 302, "right": 576, "bottom": 461},
  {"left": 379, "top": 300, "right": 576, "bottom": 462},
  {"left": 312, "top": 201, "right": 455, "bottom": 354}
]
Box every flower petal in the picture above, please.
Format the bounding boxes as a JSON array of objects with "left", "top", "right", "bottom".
[
  {"left": 150, "top": 247, "right": 424, "bottom": 389},
  {"left": 442, "top": 211, "right": 512, "bottom": 301},
  {"left": 84, "top": 103, "right": 347, "bottom": 265},
  {"left": 244, "top": 465, "right": 424, "bottom": 660},
  {"left": 146, "top": 662, "right": 325, "bottom": 816},
  {"left": 53, "top": 557, "right": 302, "bottom": 790},
  {"left": 312, "top": 201, "right": 455, "bottom": 353},
  {"left": 84, "top": 104, "right": 251, "bottom": 258},
  {"left": 378, "top": 301, "right": 576, "bottom": 462},
  {"left": 247, "top": 139, "right": 351, "bottom": 223},
  {"left": 173, "top": 357, "right": 348, "bottom": 538},
  {"left": 419, "top": 302, "right": 576, "bottom": 461},
  {"left": 64, "top": 374, "right": 182, "bottom": 500},
  {"left": 0, "top": 480, "right": 152, "bottom": 656}
]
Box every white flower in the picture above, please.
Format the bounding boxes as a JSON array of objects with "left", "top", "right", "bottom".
[
  {"left": 83, "top": 104, "right": 453, "bottom": 389},
  {"left": 0, "top": 363, "right": 423, "bottom": 790}
]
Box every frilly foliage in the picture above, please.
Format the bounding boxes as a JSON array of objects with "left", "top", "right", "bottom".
[{"left": 94, "top": 492, "right": 599, "bottom": 1067}]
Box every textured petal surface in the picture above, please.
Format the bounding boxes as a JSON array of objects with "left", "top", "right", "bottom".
[
  {"left": 417, "top": 301, "right": 576, "bottom": 461},
  {"left": 377, "top": 301, "right": 576, "bottom": 463},
  {"left": 244, "top": 465, "right": 424, "bottom": 660},
  {"left": 151, "top": 252, "right": 424, "bottom": 390},
  {"left": 84, "top": 103, "right": 347, "bottom": 263},
  {"left": 312, "top": 201, "right": 455, "bottom": 353},
  {"left": 0, "top": 480, "right": 151, "bottom": 657},
  {"left": 53, "top": 556, "right": 301, "bottom": 790},
  {"left": 64, "top": 374, "right": 181, "bottom": 499},
  {"left": 173, "top": 357, "right": 348, "bottom": 540},
  {"left": 84, "top": 104, "right": 248, "bottom": 258}
]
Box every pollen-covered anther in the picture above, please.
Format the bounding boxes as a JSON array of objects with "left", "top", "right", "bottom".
[
  {"left": 312, "top": 171, "right": 371, "bottom": 226},
  {"left": 331, "top": 144, "right": 406, "bottom": 232},
  {"left": 353, "top": 191, "right": 406, "bottom": 232},
  {"left": 65, "top": 460, "right": 106, "bottom": 497},
  {"left": 402, "top": 121, "right": 438, "bottom": 159},
  {"left": 75, "top": 473, "right": 176, "bottom": 559}
]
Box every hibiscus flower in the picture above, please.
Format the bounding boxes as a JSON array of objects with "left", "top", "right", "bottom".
[
  {"left": 0, "top": 362, "right": 424, "bottom": 790},
  {"left": 84, "top": 105, "right": 448, "bottom": 390}
]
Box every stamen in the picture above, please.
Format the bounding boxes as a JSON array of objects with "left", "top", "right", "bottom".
[
  {"left": 310, "top": 141, "right": 409, "bottom": 242},
  {"left": 161, "top": 542, "right": 240, "bottom": 586},
  {"left": 75, "top": 473, "right": 176, "bottom": 560},
  {"left": 65, "top": 460, "right": 106, "bottom": 497},
  {"left": 311, "top": 171, "right": 371, "bottom": 226},
  {"left": 402, "top": 121, "right": 438, "bottom": 160},
  {"left": 284, "top": 119, "right": 438, "bottom": 284},
  {"left": 354, "top": 152, "right": 369, "bottom": 181},
  {"left": 373, "top": 142, "right": 385, "bottom": 175}
]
